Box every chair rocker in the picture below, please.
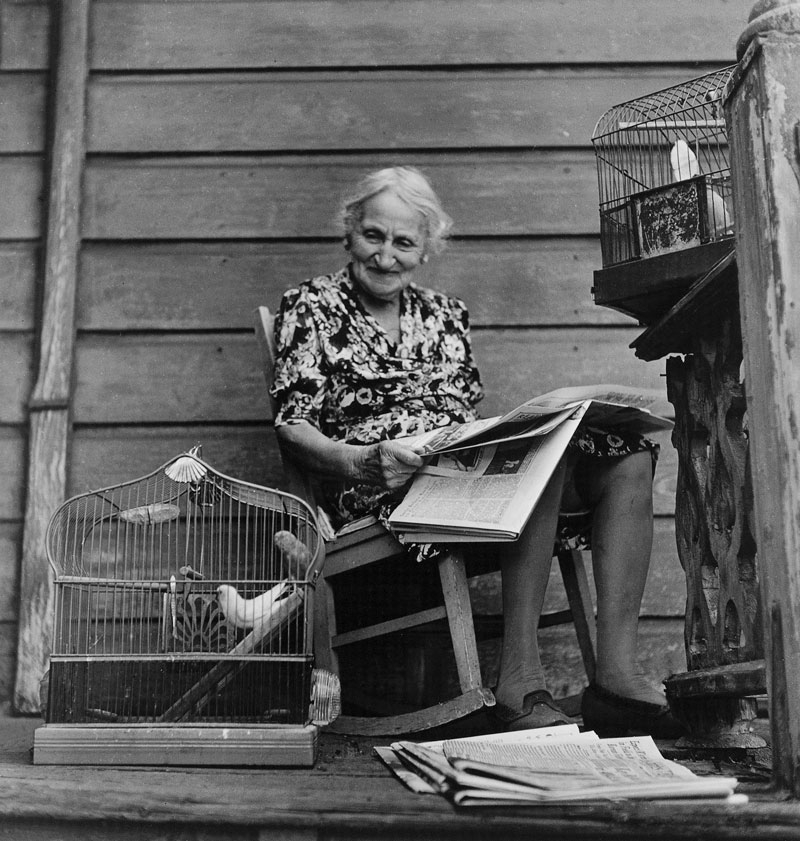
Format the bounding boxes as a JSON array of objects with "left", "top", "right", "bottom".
[{"left": 254, "top": 305, "right": 596, "bottom": 736}]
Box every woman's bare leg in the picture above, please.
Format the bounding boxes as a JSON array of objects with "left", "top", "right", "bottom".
[
  {"left": 581, "top": 450, "right": 665, "bottom": 705},
  {"left": 493, "top": 458, "right": 566, "bottom": 711}
]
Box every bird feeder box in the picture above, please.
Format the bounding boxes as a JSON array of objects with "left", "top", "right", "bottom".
[
  {"left": 33, "top": 449, "right": 338, "bottom": 766},
  {"left": 591, "top": 66, "right": 737, "bottom": 323}
]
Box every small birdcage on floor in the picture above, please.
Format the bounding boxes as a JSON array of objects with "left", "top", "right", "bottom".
[
  {"left": 33, "top": 448, "right": 337, "bottom": 766},
  {"left": 591, "top": 66, "right": 737, "bottom": 322}
]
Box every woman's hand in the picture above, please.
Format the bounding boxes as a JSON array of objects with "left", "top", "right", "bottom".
[
  {"left": 276, "top": 421, "right": 424, "bottom": 490},
  {"left": 356, "top": 441, "right": 424, "bottom": 490}
]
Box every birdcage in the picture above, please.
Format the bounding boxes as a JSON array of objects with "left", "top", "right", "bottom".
[
  {"left": 591, "top": 66, "right": 737, "bottom": 322},
  {"left": 33, "top": 448, "right": 337, "bottom": 766}
]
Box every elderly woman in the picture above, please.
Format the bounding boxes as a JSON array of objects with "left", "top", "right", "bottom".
[{"left": 271, "top": 166, "right": 683, "bottom": 737}]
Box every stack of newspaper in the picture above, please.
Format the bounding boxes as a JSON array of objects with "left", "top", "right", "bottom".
[
  {"left": 375, "top": 725, "right": 744, "bottom": 807},
  {"left": 388, "top": 385, "right": 673, "bottom": 542}
]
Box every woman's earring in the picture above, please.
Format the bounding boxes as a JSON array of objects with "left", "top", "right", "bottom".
[
  {"left": 421, "top": 254, "right": 429, "bottom": 264},
  {"left": 343, "top": 237, "right": 350, "bottom": 251}
]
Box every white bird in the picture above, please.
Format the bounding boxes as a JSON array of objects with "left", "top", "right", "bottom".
[
  {"left": 706, "top": 185, "right": 734, "bottom": 236},
  {"left": 670, "top": 139, "right": 700, "bottom": 181},
  {"left": 216, "top": 582, "right": 288, "bottom": 630},
  {"left": 670, "top": 138, "right": 733, "bottom": 236}
]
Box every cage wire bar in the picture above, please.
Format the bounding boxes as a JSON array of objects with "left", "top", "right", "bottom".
[
  {"left": 591, "top": 66, "right": 736, "bottom": 268},
  {"left": 44, "top": 450, "right": 323, "bottom": 726}
]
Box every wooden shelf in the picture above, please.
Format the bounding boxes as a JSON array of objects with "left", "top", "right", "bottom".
[
  {"left": 631, "top": 250, "right": 737, "bottom": 361},
  {"left": 592, "top": 239, "right": 735, "bottom": 324}
]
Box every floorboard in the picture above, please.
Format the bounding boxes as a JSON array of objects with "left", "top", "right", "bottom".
[{"left": 0, "top": 703, "right": 794, "bottom": 840}]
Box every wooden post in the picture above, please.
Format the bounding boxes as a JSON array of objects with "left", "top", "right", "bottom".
[
  {"left": 14, "top": 0, "right": 89, "bottom": 713},
  {"left": 725, "top": 0, "right": 800, "bottom": 792}
]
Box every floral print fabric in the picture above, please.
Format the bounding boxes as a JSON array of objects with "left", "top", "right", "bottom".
[{"left": 271, "top": 267, "right": 484, "bottom": 526}]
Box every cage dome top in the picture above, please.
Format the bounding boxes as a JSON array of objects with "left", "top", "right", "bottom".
[{"left": 592, "top": 66, "right": 736, "bottom": 141}]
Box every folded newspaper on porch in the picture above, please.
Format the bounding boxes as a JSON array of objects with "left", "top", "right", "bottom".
[
  {"left": 388, "top": 385, "right": 673, "bottom": 542},
  {"left": 375, "top": 726, "right": 742, "bottom": 807}
]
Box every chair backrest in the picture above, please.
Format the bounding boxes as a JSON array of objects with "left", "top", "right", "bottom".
[
  {"left": 253, "top": 305, "right": 329, "bottom": 525},
  {"left": 254, "top": 305, "right": 279, "bottom": 419}
]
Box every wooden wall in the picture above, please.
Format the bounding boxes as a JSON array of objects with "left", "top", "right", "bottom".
[{"left": 0, "top": 0, "right": 753, "bottom": 703}]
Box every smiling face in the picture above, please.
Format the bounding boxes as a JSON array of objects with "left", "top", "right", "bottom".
[{"left": 348, "top": 190, "right": 428, "bottom": 305}]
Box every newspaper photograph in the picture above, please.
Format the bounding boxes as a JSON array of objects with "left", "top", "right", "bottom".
[{"left": 388, "top": 406, "right": 585, "bottom": 541}]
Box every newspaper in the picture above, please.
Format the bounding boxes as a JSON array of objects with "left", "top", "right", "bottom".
[
  {"left": 397, "top": 384, "right": 672, "bottom": 457},
  {"left": 389, "top": 405, "right": 585, "bottom": 541},
  {"left": 388, "top": 385, "right": 672, "bottom": 542},
  {"left": 375, "top": 727, "right": 743, "bottom": 807}
]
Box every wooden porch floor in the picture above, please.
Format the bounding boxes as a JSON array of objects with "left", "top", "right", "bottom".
[{"left": 0, "top": 703, "right": 797, "bottom": 840}]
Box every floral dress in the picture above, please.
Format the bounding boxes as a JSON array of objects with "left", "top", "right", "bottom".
[
  {"left": 271, "top": 267, "right": 484, "bottom": 527},
  {"left": 271, "top": 266, "right": 657, "bottom": 548}
]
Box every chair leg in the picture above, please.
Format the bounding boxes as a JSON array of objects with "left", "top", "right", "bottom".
[
  {"left": 437, "top": 548, "right": 483, "bottom": 694},
  {"left": 556, "top": 547, "right": 597, "bottom": 683},
  {"left": 327, "top": 549, "right": 493, "bottom": 736},
  {"left": 312, "top": 576, "right": 339, "bottom": 675}
]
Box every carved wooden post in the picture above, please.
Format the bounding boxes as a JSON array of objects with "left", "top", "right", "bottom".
[
  {"left": 725, "top": 0, "right": 800, "bottom": 792},
  {"left": 14, "top": 0, "right": 89, "bottom": 713},
  {"left": 636, "top": 256, "right": 766, "bottom": 749}
]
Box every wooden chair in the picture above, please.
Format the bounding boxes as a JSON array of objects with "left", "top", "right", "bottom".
[{"left": 254, "top": 305, "right": 596, "bottom": 735}]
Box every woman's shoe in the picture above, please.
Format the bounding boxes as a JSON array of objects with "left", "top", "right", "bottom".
[
  {"left": 490, "top": 689, "right": 578, "bottom": 732},
  {"left": 580, "top": 682, "right": 686, "bottom": 739}
]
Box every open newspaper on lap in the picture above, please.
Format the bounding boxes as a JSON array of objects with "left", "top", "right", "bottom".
[{"left": 388, "top": 384, "right": 673, "bottom": 543}]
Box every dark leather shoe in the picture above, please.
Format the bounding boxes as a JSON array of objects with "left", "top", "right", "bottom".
[
  {"left": 491, "top": 689, "right": 578, "bottom": 732},
  {"left": 581, "top": 682, "right": 686, "bottom": 739}
]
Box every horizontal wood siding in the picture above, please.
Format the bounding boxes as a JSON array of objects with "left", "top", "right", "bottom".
[
  {"left": 0, "top": 244, "right": 37, "bottom": 330},
  {"left": 86, "top": 70, "right": 719, "bottom": 153},
  {"left": 7, "top": 68, "right": 741, "bottom": 155},
  {"left": 81, "top": 154, "right": 600, "bottom": 238},
  {"left": 0, "top": 429, "right": 26, "bottom": 521},
  {"left": 0, "top": 524, "right": 21, "bottom": 623},
  {"left": 78, "top": 240, "right": 631, "bottom": 329},
  {"left": 0, "top": 335, "right": 34, "bottom": 425},
  {"left": 3, "top": 0, "right": 753, "bottom": 700},
  {"left": 0, "top": 73, "right": 46, "bottom": 152},
  {"left": 0, "top": 158, "right": 43, "bottom": 238},
  {"left": 0, "top": 1, "right": 50, "bottom": 70},
  {"left": 0, "top": 1, "right": 755, "bottom": 70},
  {"left": 88, "top": 1, "right": 753, "bottom": 69}
]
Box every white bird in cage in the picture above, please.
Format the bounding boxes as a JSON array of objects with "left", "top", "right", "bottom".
[
  {"left": 670, "top": 138, "right": 733, "bottom": 236},
  {"left": 217, "top": 581, "right": 292, "bottom": 630},
  {"left": 669, "top": 138, "right": 700, "bottom": 181},
  {"left": 706, "top": 184, "right": 734, "bottom": 236}
]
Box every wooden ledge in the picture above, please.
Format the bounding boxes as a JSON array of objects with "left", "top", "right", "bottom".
[
  {"left": 664, "top": 660, "right": 766, "bottom": 699},
  {"left": 631, "top": 250, "right": 738, "bottom": 361}
]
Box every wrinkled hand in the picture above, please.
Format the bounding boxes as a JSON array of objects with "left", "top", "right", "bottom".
[{"left": 357, "top": 441, "right": 424, "bottom": 490}]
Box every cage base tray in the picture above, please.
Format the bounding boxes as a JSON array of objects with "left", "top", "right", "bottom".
[{"left": 33, "top": 722, "right": 319, "bottom": 767}]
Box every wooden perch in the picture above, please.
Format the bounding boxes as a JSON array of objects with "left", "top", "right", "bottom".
[{"left": 158, "top": 588, "right": 304, "bottom": 722}]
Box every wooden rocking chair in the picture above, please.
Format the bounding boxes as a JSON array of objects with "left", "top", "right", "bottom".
[{"left": 254, "top": 305, "right": 596, "bottom": 735}]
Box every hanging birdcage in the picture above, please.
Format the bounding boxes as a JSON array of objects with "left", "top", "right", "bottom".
[
  {"left": 591, "top": 66, "right": 737, "bottom": 322},
  {"left": 33, "top": 448, "right": 338, "bottom": 766}
]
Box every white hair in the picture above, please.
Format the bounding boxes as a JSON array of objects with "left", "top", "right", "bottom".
[{"left": 339, "top": 166, "right": 453, "bottom": 254}]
